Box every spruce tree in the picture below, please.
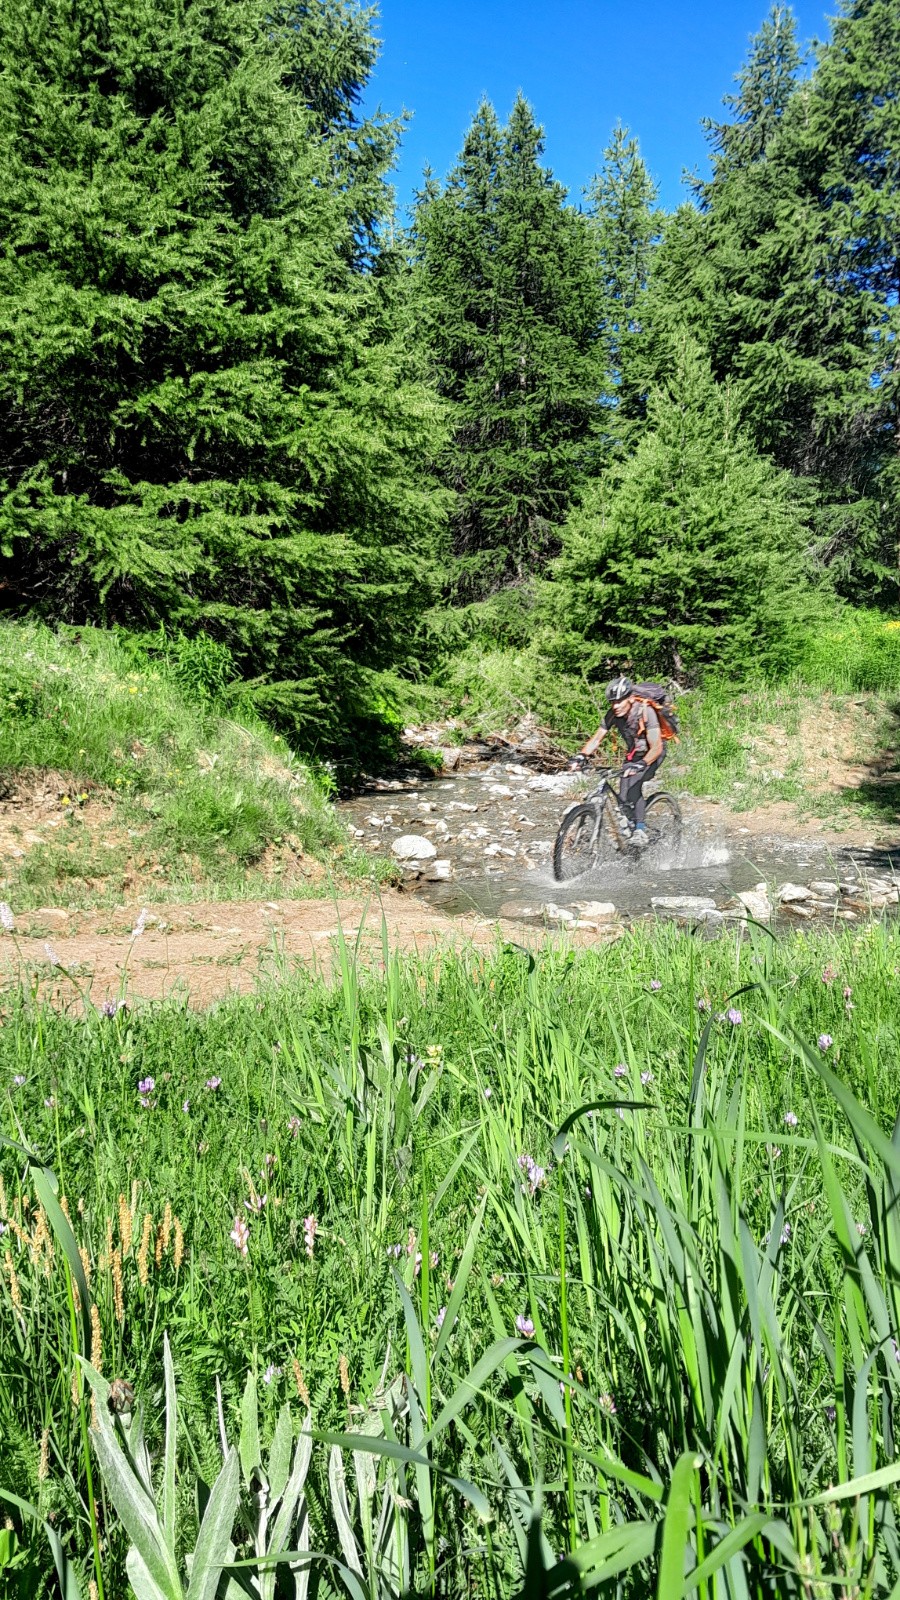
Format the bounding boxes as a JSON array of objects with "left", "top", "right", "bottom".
[
  {"left": 410, "top": 96, "right": 606, "bottom": 600},
  {"left": 654, "top": 2, "right": 900, "bottom": 598},
  {"left": 552, "top": 338, "right": 815, "bottom": 681},
  {"left": 586, "top": 124, "right": 660, "bottom": 447},
  {"left": 0, "top": 0, "right": 446, "bottom": 745}
]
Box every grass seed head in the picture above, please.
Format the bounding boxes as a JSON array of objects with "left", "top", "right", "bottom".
[
  {"left": 117, "top": 1192, "right": 133, "bottom": 1256},
  {"left": 292, "top": 1358, "right": 310, "bottom": 1407},
  {"left": 4, "top": 1251, "right": 22, "bottom": 1314},
  {"left": 137, "top": 1213, "right": 153, "bottom": 1286},
  {"left": 173, "top": 1216, "right": 184, "bottom": 1270},
  {"left": 79, "top": 1246, "right": 91, "bottom": 1289},
  {"left": 90, "top": 1305, "right": 103, "bottom": 1372},
  {"left": 38, "top": 1426, "right": 50, "bottom": 1481},
  {"left": 339, "top": 1353, "right": 350, "bottom": 1399}
]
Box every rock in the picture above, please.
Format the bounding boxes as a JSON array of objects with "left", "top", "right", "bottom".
[
  {"left": 543, "top": 903, "right": 575, "bottom": 923},
  {"left": 487, "top": 784, "right": 514, "bottom": 798},
  {"left": 572, "top": 900, "right": 617, "bottom": 921},
  {"left": 781, "top": 902, "right": 814, "bottom": 918},
  {"left": 808, "top": 880, "right": 839, "bottom": 898},
  {"left": 425, "top": 859, "right": 452, "bottom": 881},
  {"left": 735, "top": 884, "right": 773, "bottom": 922},
  {"left": 416, "top": 802, "right": 435, "bottom": 813},
  {"left": 438, "top": 747, "right": 461, "bottom": 771},
  {"left": 651, "top": 895, "right": 717, "bottom": 914},
  {"left": 696, "top": 909, "right": 724, "bottom": 929},
  {"left": 778, "top": 883, "right": 811, "bottom": 903},
  {"left": 499, "top": 902, "right": 539, "bottom": 920},
  {"left": 391, "top": 834, "right": 437, "bottom": 863}
]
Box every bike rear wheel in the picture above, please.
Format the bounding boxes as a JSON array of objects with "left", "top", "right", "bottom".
[
  {"left": 553, "top": 802, "right": 602, "bottom": 881},
  {"left": 643, "top": 792, "right": 682, "bottom": 852}
]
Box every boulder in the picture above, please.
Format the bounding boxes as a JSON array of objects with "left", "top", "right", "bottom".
[
  {"left": 391, "top": 834, "right": 437, "bottom": 862},
  {"left": 438, "top": 747, "right": 462, "bottom": 771},
  {"left": 781, "top": 902, "right": 814, "bottom": 918},
  {"left": 808, "top": 880, "right": 839, "bottom": 898},
  {"left": 778, "top": 883, "right": 811, "bottom": 904},
  {"left": 735, "top": 884, "right": 773, "bottom": 922}
]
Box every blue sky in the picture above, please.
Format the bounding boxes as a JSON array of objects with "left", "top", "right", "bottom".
[{"left": 363, "top": 1, "right": 833, "bottom": 215}]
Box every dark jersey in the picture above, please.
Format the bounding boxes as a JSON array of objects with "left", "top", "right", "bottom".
[{"left": 604, "top": 701, "right": 661, "bottom": 759}]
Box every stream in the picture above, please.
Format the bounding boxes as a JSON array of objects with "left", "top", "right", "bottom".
[{"left": 341, "top": 759, "right": 900, "bottom": 929}]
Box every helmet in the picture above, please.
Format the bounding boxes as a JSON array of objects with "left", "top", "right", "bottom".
[{"left": 605, "top": 676, "right": 634, "bottom": 704}]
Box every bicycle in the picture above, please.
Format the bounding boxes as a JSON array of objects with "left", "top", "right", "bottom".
[{"left": 552, "top": 764, "right": 682, "bottom": 882}]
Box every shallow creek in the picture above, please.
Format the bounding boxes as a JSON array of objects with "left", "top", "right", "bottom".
[{"left": 340, "top": 760, "right": 899, "bottom": 928}]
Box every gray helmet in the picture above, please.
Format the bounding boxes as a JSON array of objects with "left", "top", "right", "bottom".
[{"left": 605, "top": 675, "right": 633, "bottom": 704}]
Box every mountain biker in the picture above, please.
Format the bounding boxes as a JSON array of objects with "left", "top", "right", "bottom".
[{"left": 569, "top": 676, "right": 665, "bottom": 849}]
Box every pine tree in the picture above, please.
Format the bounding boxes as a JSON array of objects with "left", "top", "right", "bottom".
[
  {"left": 410, "top": 96, "right": 606, "bottom": 600},
  {"left": 0, "top": 0, "right": 446, "bottom": 746},
  {"left": 552, "top": 338, "right": 815, "bottom": 680},
  {"left": 586, "top": 124, "right": 660, "bottom": 446}
]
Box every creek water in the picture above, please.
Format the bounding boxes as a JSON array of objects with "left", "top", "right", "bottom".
[{"left": 340, "top": 761, "right": 896, "bottom": 926}]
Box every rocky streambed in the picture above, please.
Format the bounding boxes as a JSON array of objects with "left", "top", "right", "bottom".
[{"left": 340, "top": 757, "right": 900, "bottom": 934}]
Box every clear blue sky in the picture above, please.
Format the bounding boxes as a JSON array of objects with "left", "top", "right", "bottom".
[{"left": 363, "top": 1, "right": 833, "bottom": 215}]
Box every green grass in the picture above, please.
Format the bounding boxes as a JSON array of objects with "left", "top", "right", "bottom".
[
  {"left": 3, "top": 920, "right": 900, "bottom": 1595},
  {"left": 0, "top": 622, "right": 390, "bottom": 908}
]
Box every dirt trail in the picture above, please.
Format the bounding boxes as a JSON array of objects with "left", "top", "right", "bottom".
[{"left": 1, "top": 893, "right": 621, "bottom": 1009}]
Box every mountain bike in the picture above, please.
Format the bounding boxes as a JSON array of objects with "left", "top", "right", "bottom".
[{"left": 552, "top": 764, "right": 682, "bottom": 881}]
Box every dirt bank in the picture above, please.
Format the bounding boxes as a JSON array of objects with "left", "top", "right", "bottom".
[{"left": 0, "top": 893, "right": 623, "bottom": 1009}]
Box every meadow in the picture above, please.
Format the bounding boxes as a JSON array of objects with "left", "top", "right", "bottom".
[{"left": 3, "top": 916, "right": 900, "bottom": 1597}]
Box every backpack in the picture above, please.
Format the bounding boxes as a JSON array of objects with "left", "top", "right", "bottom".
[{"left": 631, "top": 682, "right": 680, "bottom": 742}]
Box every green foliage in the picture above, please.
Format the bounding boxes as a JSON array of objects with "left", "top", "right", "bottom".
[
  {"left": 552, "top": 336, "right": 819, "bottom": 680},
  {"left": 4, "top": 925, "right": 900, "bottom": 1593},
  {"left": 410, "top": 96, "right": 606, "bottom": 599},
  {"left": 585, "top": 123, "right": 661, "bottom": 448},
  {"left": 800, "top": 607, "right": 900, "bottom": 692},
  {"left": 0, "top": 0, "right": 446, "bottom": 746},
  {"left": 652, "top": 2, "right": 900, "bottom": 602}
]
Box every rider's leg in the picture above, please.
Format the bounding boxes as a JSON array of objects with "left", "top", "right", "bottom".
[{"left": 621, "top": 758, "right": 662, "bottom": 830}]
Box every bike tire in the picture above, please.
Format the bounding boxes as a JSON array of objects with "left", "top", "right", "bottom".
[
  {"left": 553, "top": 802, "right": 601, "bottom": 882},
  {"left": 643, "top": 792, "right": 682, "bottom": 851}
]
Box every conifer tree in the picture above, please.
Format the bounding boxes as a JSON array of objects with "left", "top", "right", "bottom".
[
  {"left": 410, "top": 96, "right": 606, "bottom": 599},
  {"left": 0, "top": 0, "right": 446, "bottom": 744},
  {"left": 654, "top": 2, "right": 899, "bottom": 597},
  {"left": 552, "top": 338, "right": 815, "bottom": 680},
  {"left": 586, "top": 124, "right": 660, "bottom": 446}
]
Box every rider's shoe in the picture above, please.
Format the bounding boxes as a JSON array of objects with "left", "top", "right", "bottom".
[{"left": 631, "top": 825, "right": 649, "bottom": 849}]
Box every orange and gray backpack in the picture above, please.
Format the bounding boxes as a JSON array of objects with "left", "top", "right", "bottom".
[{"left": 630, "top": 682, "right": 680, "bottom": 743}]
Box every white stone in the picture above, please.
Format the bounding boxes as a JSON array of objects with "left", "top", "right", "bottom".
[
  {"left": 391, "top": 834, "right": 437, "bottom": 862},
  {"left": 544, "top": 903, "right": 575, "bottom": 922},
  {"left": 735, "top": 884, "right": 773, "bottom": 921},
  {"left": 778, "top": 883, "right": 811, "bottom": 903},
  {"left": 781, "top": 902, "right": 814, "bottom": 918},
  {"left": 808, "top": 880, "right": 839, "bottom": 897},
  {"left": 573, "top": 900, "right": 617, "bottom": 920},
  {"left": 425, "top": 860, "right": 452, "bottom": 881}
]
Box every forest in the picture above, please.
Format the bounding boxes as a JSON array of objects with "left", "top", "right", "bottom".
[{"left": 0, "top": 0, "right": 896, "bottom": 760}]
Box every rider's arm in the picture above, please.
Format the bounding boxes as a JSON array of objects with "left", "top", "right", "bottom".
[
  {"left": 580, "top": 725, "right": 608, "bottom": 759},
  {"left": 643, "top": 710, "right": 663, "bottom": 766}
]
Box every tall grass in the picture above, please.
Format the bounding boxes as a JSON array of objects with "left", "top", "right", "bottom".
[{"left": 3, "top": 919, "right": 900, "bottom": 1594}]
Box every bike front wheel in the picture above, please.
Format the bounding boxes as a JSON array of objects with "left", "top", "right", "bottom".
[
  {"left": 643, "top": 792, "right": 682, "bottom": 852},
  {"left": 553, "top": 802, "right": 602, "bottom": 881}
]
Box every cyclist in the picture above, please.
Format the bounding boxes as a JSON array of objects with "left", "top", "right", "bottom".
[{"left": 569, "top": 676, "right": 665, "bottom": 849}]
